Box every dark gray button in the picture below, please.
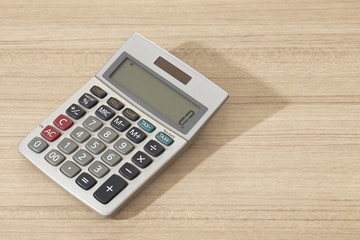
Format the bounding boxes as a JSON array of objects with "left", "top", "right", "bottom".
[
  {"left": 83, "top": 116, "right": 103, "bottom": 132},
  {"left": 122, "top": 108, "right": 139, "bottom": 121},
  {"left": 95, "top": 105, "right": 115, "bottom": 121},
  {"left": 89, "top": 161, "right": 109, "bottom": 178},
  {"left": 101, "top": 149, "right": 122, "bottom": 166},
  {"left": 131, "top": 151, "right": 152, "bottom": 168},
  {"left": 144, "top": 140, "right": 165, "bottom": 157},
  {"left": 73, "top": 149, "right": 93, "bottom": 166},
  {"left": 86, "top": 138, "right": 106, "bottom": 155},
  {"left": 114, "top": 138, "right": 134, "bottom": 155},
  {"left": 93, "top": 174, "right": 127, "bottom": 204},
  {"left": 111, "top": 115, "right": 130, "bottom": 132},
  {"left": 70, "top": 126, "right": 91, "bottom": 143},
  {"left": 126, "top": 127, "right": 147, "bottom": 144},
  {"left": 44, "top": 149, "right": 65, "bottom": 166},
  {"left": 119, "top": 162, "right": 140, "bottom": 180},
  {"left": 57, "top": 138, "right": 78, "bottom": 154},
  {"left": 28, "top": 137, "right": 48, "bottom": 153},
  {"left": 76, "top": 172, "right": 97, "bottom": 190},
  {"left": 60, "top": 161, "right": 81, "bottom": 178},
  {"left": 78, "top": 93, "right": 98, "bottom": 109},
  {"left": 98, "top": 127, "right": 119, "bottom": 143},
  {"left": 107, "top": 97, "right": 124, "bottom": 110},
  {"left": 66, "top": 104, "right": 86, "bottom": 120},
  {"left": 90, "top": 85, "right": 107, "bottom": 98}
]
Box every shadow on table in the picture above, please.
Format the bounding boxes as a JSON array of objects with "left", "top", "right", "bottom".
[{"left": 112, "top": 41, "right": 287, "bottom": 219}]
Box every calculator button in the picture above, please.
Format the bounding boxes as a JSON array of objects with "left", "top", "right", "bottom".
[
  {"left": 73, "top": 149, "right": 94, "bottom": 166},
  {"left": 86, "top": 138, "right": 106, "bottom": 155},
  {"left": 132, "top": 151, "right": 152, "bottom": 168},
  {"left": 28, "top": 137, "right": 48, "bottom": 153},
  {"left": 78, "top": 93, "right": 98, "bottom": 109},
  {"left": 111, "top": 115, "right": 131, "bottom": 132},
  {"left": 101, "top": 149, "right": 122, "bottom": 167},
  {"left": 144, "top": 140, "right": 165, "bottom": 157},
  {"left": 66, "top": 104, "right": 86, "bottom": 120},
  {"left": 60, "top": 161, "right": 81, "bottom": 178},
  {"left": 155, "top": 132, "right": 174, "bottom": 146},
  {"left": 107, "top": 97, "right": 124, "bottom": 110},
  {"left": 53, "top": 114, "right": 73, "bottom": 131},
  {"left": 58, "top": 138, "right": 78, "bottom": 154},
  {"left": 138, "top": 119, "right": 155, "bottom": 133},
  {"left": 119, "top": 162, "right": 140, "bottom": 180},
  {"left": 122, "top": 108, "right": 140, "bottom": 121},
  {"left": 95, "top": 105, "right": 115, "bottom": 121},
  {"left": 83, "top": 116, "right": 103, "bottom": 132},
  {"left": 113, "top": 138, "right": 134, "bottom": 155},
  {"left": 93, "top": 174, "right": 127, "bottom": 204},
  {"left": 90, "top": 85, "right": 107, "bottom": 98},
  {"left": 76, "top": 172, "right": 97, "bottom": 190},
  {"left": 70, "top": 126, "right": 90, "bottom": 143},
  {"left": 44, "top": 149, "right": 65, "bottom": 166},
  {"left": 98, "top": 127, "right": 119, "bottom": 143},
  {"left": 89, "top": 161, "right": 109, "bottom": 178},
  {"left": 41, "top": 125, "right": 61, "bottom": 142},
  {"left": 126, "top": 127, "right": 147, "bottom": 144}
]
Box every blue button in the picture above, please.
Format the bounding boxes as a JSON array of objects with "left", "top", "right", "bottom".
[
  {"left": 138, "top": 119, "right": 155, "bottom": 133},
  {"left": 156, "top": 132, "right": 173, "bottom": 146}
]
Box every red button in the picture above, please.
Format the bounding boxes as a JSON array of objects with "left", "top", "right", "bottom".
[
  {"left": 41, "top": 125, "right": 61, "bottom": 142},
  {"left": 54, "top": 114, "right": 73, "bottom": 130}
]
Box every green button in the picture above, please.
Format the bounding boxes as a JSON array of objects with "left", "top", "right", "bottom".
[
  {"left": 156, "top": 132, "right": 173, "bottom": 146},
  {"left": 138, "top": 119, "right": 155, "bottom": 133}
]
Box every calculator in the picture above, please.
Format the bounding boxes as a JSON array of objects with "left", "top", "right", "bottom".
[{"left": 18, "top": 33, "right": 228, "bottom": 216}]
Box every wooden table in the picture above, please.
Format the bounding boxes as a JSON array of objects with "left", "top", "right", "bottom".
[{"left": 1, "top": 0, "right": 360, "bottom": 239}]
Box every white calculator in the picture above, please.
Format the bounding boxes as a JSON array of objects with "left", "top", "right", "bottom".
[{"left": 18, "top": 33, "right": 228, "bottom": 216}]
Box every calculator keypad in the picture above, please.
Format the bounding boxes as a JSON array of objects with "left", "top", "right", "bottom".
[{"left": 25, "top": 84, "right": 177, "bottom": 208}]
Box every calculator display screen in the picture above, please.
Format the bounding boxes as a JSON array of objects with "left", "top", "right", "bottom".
[{"left": 109, "top": 58, "right": 200, "bottom": 128}]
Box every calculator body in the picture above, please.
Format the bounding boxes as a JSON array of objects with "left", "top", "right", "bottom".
[{"left": 18, "top": 33, "right": 228, "bottom": 216}]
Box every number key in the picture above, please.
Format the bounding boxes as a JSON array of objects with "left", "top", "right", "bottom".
[
  {"left": 86, "top": 138, "right": 106, "bottom": 155},
  {"left": 45, "top": 149, "right": 65, "bottom": 166},
  {"left": 57, "top": 138, "right": 78, "bottom": 154},
  {"left": 98, "top": 127, "right": 118, "bottom": 143},
  {"left": 101, "top": 149, "right": 122, "bottom": 166},
  {"left": 73, "top": 149, "right": 94, "bottom": 166},
  {"left": 83, "top": 116, "right": 103, "bottom": 132},
  {"left": 70, "top": 126, "right": 90, "bottom": 143},
  {"left": 89, "top": 161, "right": 109, "bottom": 178},
  {"left": 28, "top": 137, "right": 48, "bottom": 153},
  {"left": 114, "top": 138, "right": 134, "bottom": 155}
]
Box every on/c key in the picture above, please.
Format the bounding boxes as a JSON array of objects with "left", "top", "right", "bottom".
[{"left": 54, "top": 114, "right": 73, "bottom": 130}]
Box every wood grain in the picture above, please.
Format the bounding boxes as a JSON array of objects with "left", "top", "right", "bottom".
[{"left": 1, "top": 0, "right": 360, "bottom": 239}]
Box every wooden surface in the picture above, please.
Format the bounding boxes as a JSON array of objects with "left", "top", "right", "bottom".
[{"left": 1, "top": 0, "right": 360, "bottom": 239}]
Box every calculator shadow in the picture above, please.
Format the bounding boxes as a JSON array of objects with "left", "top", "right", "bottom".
[{"left": 112, "top": 42, "right": 287, "bottom": 219}]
